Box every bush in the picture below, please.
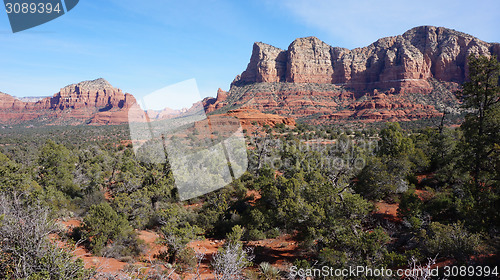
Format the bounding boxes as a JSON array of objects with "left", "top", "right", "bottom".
[
  {"left": 247, "top": 229, "right": 266, "bottom": 241},
  {"left": 0, "top": 196, "right": 94, "bottom": 279},
  {"left": 266, "top": 228, "right": 280, "bottom": 239},
  {"left": 425, "top": 221, "right": 482, "bottom": 263},
  {"left": 175, "top": 247, "right": 197, "bottom": 271},
  {"left": 423, "top": 192, "right": 454, "bottom": 221},
  {"left": 259, "top": 262, "right": 280, "bottom": 280},
  {"left": 226, "top": 225, "right": 244, "bottom": 245},
  {"left": 397, "top": 189, "right": 423, "bottom": 219},
  {"left": 355, "top": 157, "right": 408, "bottom": 200},
  {"left": 211, "top": 242, "right": 253, "bottom": 280},
  {"left": 158, "top": 205, "right": 203, "bottom": 263},
  {"left": 81, "top": 202, "right": 139, "bottom": 256}
]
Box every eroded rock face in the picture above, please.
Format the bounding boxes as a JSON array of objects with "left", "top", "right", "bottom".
[
  {"left": 240, "top": 42, "right": 287, "bottom": 83},
  {"left": 238, "top": 26, "right": 499, "bottom": 93},
  {"left": 224, "top": 108, "right": 296, "bottom": 127},
  {"left": 0, "top": 78, "right": 136, "bottom": 125},
  {"left": 55, "top": 78, "right": 127, "bottom": 110},
  {"left": 286, "top": 37, "right": 335, "bottom": 83},
  {"left": 208, "top": 26, "right": 499, "bottom": 123},
  {"left": 2, "top": 26, "right": 499, "bottom": 126}
]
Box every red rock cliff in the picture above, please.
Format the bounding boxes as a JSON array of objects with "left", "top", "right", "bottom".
[
  {"left": 237, "top": 26, "right": 500, "bottom": 93},
  {"left": 208, "top": 26, "right": 499, "bottom": 123}
]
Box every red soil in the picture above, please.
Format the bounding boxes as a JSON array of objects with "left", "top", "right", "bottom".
[
  {"left": 246, "top": 234, "right": 300, "bottom": 269},
  {"left": 55, "top": 219, "right": 129, "bottom": 275},
  {"left": 374, "top": 201, "right": 401, "bottom": 222},
  {"left": 246, "top": 189, "right": 262, "bottom": 206},
  {"left": 414, "top": 189, "right": 433, "bottom": 201}
]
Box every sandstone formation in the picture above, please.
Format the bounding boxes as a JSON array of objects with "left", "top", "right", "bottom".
[
  {"left": 190, "top": 108, "right": 295, "bottom": 138},
  {"left": 223, "top": 108, "right": 295, "bottom": 128},
  {"left": 0, "top": 79, "right": 295, "bottom": 129},
  {"left": 237, "top": 26, "right": 499, "bottom": 91},
  {"left": 206, "top": 26, "right": 499, "bottom": 122},
  {"left": 0, "top": 78, "right": 137, "bottom": 125}
]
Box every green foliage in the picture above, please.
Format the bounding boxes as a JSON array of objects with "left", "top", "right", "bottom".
[
  {"left": 38, "top": 140, "right": 78, "bottom": 196},
  {"left": 427, "top": 127, "right": 464, "bottom": 185},
  {"left": 226, "top": 225, "right": 244, "bottom": 245},
  {"left": 141, "top": 162, "right": 175, "bottom": 209},
  {"left": 81, "top": 202, "right": 137, "bottom": 256},
  {"left": 423, "top": 191, "right": 455, "bottom": 221},
  {"left": 425, "top": 221, "right": 482, "bottom": 263},
  {"left": 455, "top": 55, "right": 500, "bottom": 233},
  {"left": 378, "top": 122, "right": 415, "bottom": 158},
  {"left": 258, "top": 262, "right": 281, "bottom": 280},
  {"left": 112, "top": 191, "right": 152, "bottom": 229},
  {"left": 459, "top": 55, "right": 500, "bottom": 189},
  {"left": 158, "top": 204, "right": 203, "bottom": 263},
  {"left": 355, "top": 156, "right": 411, "bottom": 200},
  {"left": 2, "top": 109, "right": 499, "bottom": 273},
  {"left": 318, "top": 226, "right": 390, "bottom": 271},
  {"left": 247, "top": 229, "right": 266, "bottom": 241},
  {"left": 397, "top": 189, "right": 423, "bottom": 219},
  {"left": 0, "top": 152, "right": 38, "bottom": 194}
]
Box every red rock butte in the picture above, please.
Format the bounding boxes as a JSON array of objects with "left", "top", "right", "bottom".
[
  {"left": 0, "top": 78, "right": 136, "bottom": 125},
  {"left": 203, "top": 26, "right": 500, "bottom": 122}
]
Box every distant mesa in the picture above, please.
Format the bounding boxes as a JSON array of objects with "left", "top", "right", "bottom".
[
  {"left": 0, "top": 78, "right": 293, "bottom": 127},
  {"left": 236, "top": 26, "right": 499, "bottom": 89}
]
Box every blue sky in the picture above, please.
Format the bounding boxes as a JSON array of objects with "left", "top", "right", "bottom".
[{"left": 0, "top": 0, "right": 499, "bottom": 99}]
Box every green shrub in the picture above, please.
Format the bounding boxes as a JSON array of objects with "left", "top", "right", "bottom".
[
  {"left": 425, "top": 221, "right": 482, "bottom": 263},
  {"left": 397, "top": 189, "right": 423, "bottom": 219},
  {"left": 259, "top": 262, "right": 280, "bottom": 280},
  {"left": 227, "top": 225, "right": 244, "bottom": 245},
  {"left": 247, "top": 229, "right": 266, "bottom": 241},
  {"left": 175, "top": 247, "right": 196, "bottom": 271},
  {"left": 0, "top": 196, "right": 94, "bottom": 279},
  {"left": 81, "top": 202, "right": 138, "bottom": 256},
  {"left": 266, "top": 228, "right": 280, "bottom": 239}
]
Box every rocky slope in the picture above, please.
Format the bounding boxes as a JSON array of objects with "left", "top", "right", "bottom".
[
  {"left": 222, "top": 108, "right": 295, "bottom": 128},
  {"left": 205, "top": 26, "right": 500, "bottom": 122}
]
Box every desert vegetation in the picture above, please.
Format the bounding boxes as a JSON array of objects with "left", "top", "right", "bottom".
[{"left": 0, "top": 55, "right": 498, "bottom": 279}]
